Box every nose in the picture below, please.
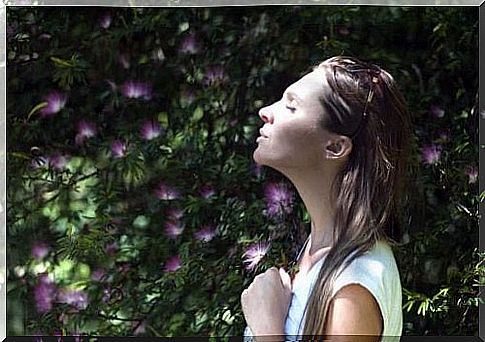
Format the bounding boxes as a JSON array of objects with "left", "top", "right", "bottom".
[{"left": 258, "top": 105, "right": 273, "bottom": 124}]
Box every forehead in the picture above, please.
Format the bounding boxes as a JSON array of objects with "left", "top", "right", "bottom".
[{"left": 285, "top": 69, "right": 327, "bottom": 101}]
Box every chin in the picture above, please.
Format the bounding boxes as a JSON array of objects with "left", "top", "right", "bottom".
[
  {"left": 253, "top": 148, "right": 282, "bottom": 171},
  {"left": 252, "top": 148, "right": 265, "bottom": 165}
]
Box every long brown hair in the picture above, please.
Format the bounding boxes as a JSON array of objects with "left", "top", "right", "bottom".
[{"left": 300, "top": 56, "right": 414, "bottom": 337}]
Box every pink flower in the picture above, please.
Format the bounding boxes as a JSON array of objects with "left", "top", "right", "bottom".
[
  {"left": 164, "top": 255, "right": 182, "bottom": 273},
  {"left": 34, "top": 275, "right": 57, "bottom": 313},
  {"left": 39, "top": 33, "right": 52, "bottom": 40},
  {"left": 140, "top": 120, "right": 162, "bottom": 140},
  {"left": 53, "top": 330, "right": 64, "bottom": 342},
  {"left": 263, "top": 182, "right": 295, "bottom": 218},
  {"left": 119, "top": 53, "right": 130, "bottom": 69},
  {"left": 91, "top": 267, "right": 106, "bottom": 282},
  {"left": 242, "top": 241, "right": 270, "bottom": 272},
  {"left": 199, "top": 184, "right": 215, "bottom": 199},
  {"left": 40, "top": 91, "right": 67, "bottom": 117},
  {"left": 203, "top": 65, "right": 226, "bottom": 86},
  {"left": 117, "top": 262, "right": 130, "bottom": 274},
  {"left": 111, "top": 140, "right": 127, "bottom": 158},
  {"left": 105, "top": 242, "right": 118, "bottom": 256},
  {"left": 179, "top": 34, "right": 201, "bottom": 54},
  {"left": 194, "top": 225, "right": 217, "bottom": 242},
  {"left": 122, "top": 80, "right": 152, "bottom": 100},
  {"left": 31, "top": 241, "right": 50, "bottom": 260},
  {"left": 421, "top": 144, "right": 442, "bottom": 165},
  {"left": 133, "top": 320, "right": 147, "bottom": 335},
  {"left": 251, "top": 163, "right": 263, "bottom": 178},
  {"left": 57, "top": 289, "right": 89, "bottom": 310},
  {"left": 338, "top": 26, "right": 350, "bottom": 36},
  {"left": 164, "top": 220, "right": 184, "bottom": 238},
  {"left": 71, "top": 331, "right": 84, "bottom": 342},
  {"left": 49, "top": 153, "right": 69, "bottom": 171},
  {"left": 75, "top": 120, "right": 96, "bottom": 145},
  {"left": 466, "top": 166, "right": 478, "bottom": 184},
  {"left": 154, "top": 182, "right": 180, "bottom": 200},
  {"left": 99, "top": 13, "right": 111, "bottom": 29},
  {"left": 166, "top": 207, "right": 184, "bottom": 221},
  {"left": 429, "top": 104, "right": 445, "bottom": 118},
  {"left": 229, "top": 117, "right": 238, "bottom": 127}
]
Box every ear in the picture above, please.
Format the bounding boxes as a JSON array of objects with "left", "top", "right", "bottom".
[{"left": 324, "top": 135, "right": 352, "bottom": 160}]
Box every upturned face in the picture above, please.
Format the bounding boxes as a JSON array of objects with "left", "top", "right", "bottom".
[{"left": 253, "top": 69, "right": 334, "bottom": 171}]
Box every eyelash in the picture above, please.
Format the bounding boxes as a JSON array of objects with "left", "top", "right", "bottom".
[{"left": 286, "top": 105, "right": 296, "bottom": 112}]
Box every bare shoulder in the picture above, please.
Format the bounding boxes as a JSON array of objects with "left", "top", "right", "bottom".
[{"left": 324, "top": 284, "right": 383, "bottom": 341}]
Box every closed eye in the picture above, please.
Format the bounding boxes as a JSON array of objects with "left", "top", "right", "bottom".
[{"left": 286, "top": 105, "right": 296, "bottom": 112}]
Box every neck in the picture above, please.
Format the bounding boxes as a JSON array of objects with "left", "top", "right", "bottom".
[{"left": 282, "top": 163, "right": 339, "bottom": 255}]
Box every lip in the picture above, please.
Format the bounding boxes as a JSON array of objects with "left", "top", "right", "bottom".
[
  {"left": 256, "top": 136, "right": 267, "bottom": 143},
  {"left": 259, "top": 129, "right": 268, "bottom": 138}
]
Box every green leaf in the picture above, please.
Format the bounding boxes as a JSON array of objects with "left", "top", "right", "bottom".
[
  {"left": 193, "top": 106, "right": 204, "bottom": 122},
  {"left": 133, "top": 215, "right": 150, "bottom": 229},
  {"left": 27, "top": 102, "right": 48, "bottom": 120}
]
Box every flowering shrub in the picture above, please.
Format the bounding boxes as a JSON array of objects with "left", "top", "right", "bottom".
[{"left": 6, "top": 6, "right": 480, "bottom": 337}]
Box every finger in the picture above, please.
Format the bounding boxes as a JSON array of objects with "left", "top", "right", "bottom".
[{"left": 279, "top": 267, "right": 292, "bottom": 290}]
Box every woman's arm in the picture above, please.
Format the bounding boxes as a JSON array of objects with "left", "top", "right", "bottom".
[{"left": 323, "top": 284, "right": 383, "bottom": 342}]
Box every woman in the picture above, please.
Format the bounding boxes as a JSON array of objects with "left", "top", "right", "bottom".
[{"left": 241, "top": 56, "right": 413, "bottom": 341}]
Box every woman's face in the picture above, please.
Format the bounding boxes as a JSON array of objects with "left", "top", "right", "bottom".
[{"left": 253, "top": 69, "right": 333, "bottom": 171}]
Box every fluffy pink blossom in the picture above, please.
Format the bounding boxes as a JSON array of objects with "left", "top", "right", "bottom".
[
  {"left": 57, "top": 289, "right": 89, "bottom": 310},
  {"left": 164, "top": 220, "right": 184, "bottom": 238},
  {"left": 466, "top": 166, "right": 478, "bottom": 184},
  {"left": 263, "top": 182, "right": 295, "bottom": 218},
  {"left": 166, "top": 207, "right": 184, "bottom": 221},
  {"left": 111, "top": 140, "right": 127, "bottom": 158},
  {"left": 122, "top": 80, "right": 152, "bottom": 100},
  {"left": 163, "top": 255, "right": 182, "bottom": 273},
  {"left": 154, "top": 182, "right": 180, "bottom": 200},
  {"left": 40, "top": 91, "right": 67, "bottom": 117},
  {"left": 203, "top": 65, "right": 226, "bottom": 86},
  {"left": 49, "top": 153, "right": 69, "bottom": 171},
  {"left": 133, "top": 320, "right": 147, "bottom": 335},
  {"left": 91, "top": 267, "right": 106, "bottom": 282},
  {"left": 251, "top": 163, "right": 263, "bottom": 178},
  {"left": 429, "top": 104, "right": 445, "bottom": 118},
  {"left": 99, "top": 13, "right": 111, "bottom": 29},
  {"left": 199, "top": 185, "right": 215, "bottom": 199},
  {"left": 140, "top": 120, "right": 162, "bottom": 140},
  {"left": 194, "top": 225, "right": 217, "bottom": 242},
  {"left": 105, "top": 242, "right": 118, "bottom": 257},
  {"left": 75, "top": 120, "right": 96, "bottom": 145},
  {"left": 242, "top": 241, "right": 270, "bottom": 272},
  {"left": 31, "top": 241, "right": 50, "bottom": 260},
  {"left": 179, "top": 34, "right": 200, "bottom": 54},
  {"left": 119, "top": 53, "right": 130, "bottom": 69},
  {"left": 34, "top": 275, "right": 57, "bottom": 313},
  {"left": 421, "top": 144, "right": 442, "bottom": 165}
]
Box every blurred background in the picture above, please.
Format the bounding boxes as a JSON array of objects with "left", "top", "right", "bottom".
[{"left": 5, "top": 5, "right": 481, "bottom": 337}]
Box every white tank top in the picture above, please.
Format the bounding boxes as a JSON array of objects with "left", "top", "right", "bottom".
[{"left": 244, "top": 237, "right": 403, "bottom": 341}]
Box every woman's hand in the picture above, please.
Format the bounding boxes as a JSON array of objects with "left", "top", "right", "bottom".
[{"left": 241, "top": 267, "right": 292, "bottom": 338}]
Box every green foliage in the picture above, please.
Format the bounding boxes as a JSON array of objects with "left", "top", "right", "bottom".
[{"left": 6, "top": 6, "right": 480, "bottom": 337}]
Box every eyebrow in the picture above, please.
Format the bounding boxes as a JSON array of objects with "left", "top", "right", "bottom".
[{"left": 285, "top": 91, "right": 302, "bottom": 104}]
